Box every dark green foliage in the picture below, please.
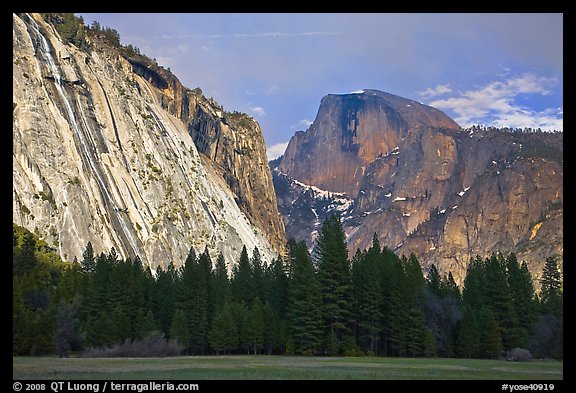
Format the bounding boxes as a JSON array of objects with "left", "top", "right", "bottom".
[
  {"left": 246, "top": 298, "right": 265, "bottom": 354},
  {"left": 12, "top": 218, "right": 561, "bottom": 359},
  {"left": 42, "top": 13, "right": 90, "bottom": 51},
  {"left": 250, "top": 247, "right": 266, "bottom": 303},
  {"left": 81, "top": 241, "right": 95, "bottom": 273},
  {"left": 56, "top": 297, "right": 82, "bottom": 357},
  {"left": 457, "top": 305, "right": 481, "bottom": 358},
  {"left": 169, "top": 309, "right": 190, "bottom": 348},
  {"left": 479, "top": 308, "right": 502, "bottom": 359},
  {"left": 173, "top": 247, "right": 210, "bottom": 354},
  {"left": 211, "top": 253, "right": 231, "bottom": 312},
  {"left": 540, "top": 256, "right": 562, "bottom": 318},
  {"left": 315, "top": 215, "right": 352, "bottom": 353},
  {"left": 267, "top": 255, "right": 288, "bottom": 320},
  {"left": 231, "top": 245, "right": 253, "bottom": 305},
  {"left": 286, "top": 240, "right": 323, "bottom": 354},
  {"left": 427, "top": 264, "right": 442, "bottom": 296},
  {"left": 352, "top": 238, "right": 383, "bottom": 354},
  {"left": 210, "top": 302, "right": 238, "bottom": 354},
  {"left": 506, "top": 254, "right": 535, "bottom": 347},
  {"left": 13, "top": 224, "right": 66, "bottom": 355}
]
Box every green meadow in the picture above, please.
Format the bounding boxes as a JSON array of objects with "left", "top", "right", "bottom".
[{"left": 13, "top": 356, "right": 562, "bottom": 380}]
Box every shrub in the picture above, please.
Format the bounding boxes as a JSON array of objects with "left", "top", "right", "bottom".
[
  {"left": 82, "top": 332, "right": 183, "bottom": 358},
  {"left": 507, "top": 347, "right": 532, "bottom": 362}
]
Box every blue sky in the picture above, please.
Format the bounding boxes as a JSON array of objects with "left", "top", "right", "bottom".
[{"left": 77, "top": 13, "right": 563, "bottom": 160}]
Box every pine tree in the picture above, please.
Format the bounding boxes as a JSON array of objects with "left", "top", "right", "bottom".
[
  {"left": 442, "top": 271, "right": 461, "bottom": 300},
  {"left": 390, "top": 253, "right": 427, "bottom": 357},
  {"left": 506, "top": 253, "right": 534, "bottom": 347},
  {"left": 137, "top": 309, "right": 159, "bottom": 338},
  {"left": 456, "top": 305, "right": 480, "bottom": 358},
  {"left": 379, "top": 246, "right": 405, "bottom": 356},
  {"left": 198, "top": 247, "right": 213, "bottom": 327},
  {"left": 462, "top": 255, "right": 485, "bottom": 310},
  {"left": 246, "top": 298, "right": 265, "bottom": 354},
  {"left": 251, "top": 247, "right": 266, "bottom": 302},
  {"left": 230, "top": 301, "right": 249, "bottom": 353},
  {"left": 261, "top": 301, "right": 279, "bottom": 354},
  {"left": 479, "top": 307, "right": 502, "bottom": 359},
  {"left": 210, "top": 302, "right": 238, "bottom": 354},
  {"left": 483, "top": 253, "right": 520, "bottom": 350},
  {"left": 314, "top": 215, "right": 352, "bottom": 353},
  {"left": 81, "top": 241, "right": 95, "bottom": 273},
  {"left": 352, "top": 237, "right": 383, "bottom": 354},
  {"left": 267, "top": 255, "right": 288, "bottom": 320},
  {"left": 286, "top": 241, "right": 323, "bottom": 354},
  {"left": 152, "top": 262, "right": 177, "bottom": 335},
  {"left": 231, "top": 245, "right": 253, "bottom": 305},
  {"left": 169, "top": 309, "right": 190, "bottom": 349},
  {"left": 175, "top": 247, "right": 210, "bottom": 354},
  {"left": 13, "top": 230, "right": 37, "bottom": 275},
  {"left": 426, "top": 264, "right": 442, "bottom": 297},
  {"left": 540, "top": 256, "right": 562, "bottom": 318},
  {"left": 211, "top": 253, "right": 231, "bottom": 312}
]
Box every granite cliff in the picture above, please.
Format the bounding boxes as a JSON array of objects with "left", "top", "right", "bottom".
[
  {"left": 274, "top": 89, "right": 562, "bottom": 285},
  {"left": 13, "top": 13, "right": 285, "bottom": 269}
]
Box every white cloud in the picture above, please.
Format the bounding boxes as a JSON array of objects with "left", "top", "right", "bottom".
[
  {"left": 418, "top": 84, "right": 452, "bottom": 99},
  {"left": 267, "top": 142, "right": 289, "bottom": 161},
  {"left": 250, "top": 106, "right": 266, "bottom": 117},
  {"left": 290, "top": 119, "right": 313, "bottom": 130},
  {"left": 428, "top": 73, "right": 562, "bottom": 131},
  {"left": 245, "top": 85, "right": 278, "bottom": 96},
  {"left": 158, "top": 31, "right": 344, "bottom": 40}
]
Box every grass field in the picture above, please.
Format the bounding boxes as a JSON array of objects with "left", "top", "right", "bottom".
[{"left": 13, "top": 355, "right": 563, "bottom": 380}]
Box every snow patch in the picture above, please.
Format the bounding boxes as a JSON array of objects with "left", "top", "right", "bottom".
[
  {"left": 393, "top": 196, "right": 406, "bottom": 201},
  {"left": 457, "top": 186, "right": 470, "bottom": 197},
  {"left": 350, "top": 90, "right": 365, "bottom": 94}
]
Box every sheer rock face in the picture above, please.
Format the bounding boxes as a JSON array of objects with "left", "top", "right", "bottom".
[
  {"left": 274, "top": 90, "right": 563, "bottom": 285},
  {"left": 278, "top": 90, "right": 460, "bottom": 197},
  {"left": 13, "top": 13, "right": 284, "bottom": 269},
  {"left": 125, "top": 54, "right": 286, "bottom": 254}
]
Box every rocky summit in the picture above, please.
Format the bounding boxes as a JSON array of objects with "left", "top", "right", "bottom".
[
  {"left": 12, "top": 13, "right": 285, "bottom": 269},
  {"left": 273, "top": 89, "right": 562, "bottom": 285}
]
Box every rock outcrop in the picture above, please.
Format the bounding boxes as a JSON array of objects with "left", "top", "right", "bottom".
[
  {"left": 274, "top": 89, "right": 563, "bottom": 286},
  {"left": 123, "top": 54, "right": 286, "bottom": 253},
  {"left": 12, "top": 13, "right": 284, "bottom": 269}
]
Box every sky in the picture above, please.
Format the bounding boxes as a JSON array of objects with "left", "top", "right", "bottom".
[{"left": 77, "top": 13, "right": 563, "bottom": 160}]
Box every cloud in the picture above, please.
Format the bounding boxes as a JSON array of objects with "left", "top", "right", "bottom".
[
  {"left": 418, "top": 84, "right": 452, "bottom": 99},
  {"left": 250, "top": 106, "right": 266, "bottom": 117},
  {"left": 267, "top": 142, "right": 289, "bottom": 161},
  {"left": 157, "top": 31, "right": 344, "bottom": 40},
  {"left": 245, "top": 85, "right": 278, "bottom": 96},
  {"left": 291, "top": 119, "right": 313, "bottom": 130},
  {"left": 428, "top": 73, "right": 562, "bottom": 131}
]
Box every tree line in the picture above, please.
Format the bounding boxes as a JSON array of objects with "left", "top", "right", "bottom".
[{"left": 12, "top": 217, "right": 562, "bottom": 359}]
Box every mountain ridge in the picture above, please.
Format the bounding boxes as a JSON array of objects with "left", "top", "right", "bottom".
[{"left": 273, "top": 89, "right": 563, "bottom": 285}]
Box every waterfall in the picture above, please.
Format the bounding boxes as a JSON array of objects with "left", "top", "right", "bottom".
[{"left": 24, "top": 14, "right": 140, "bottom": 258}]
